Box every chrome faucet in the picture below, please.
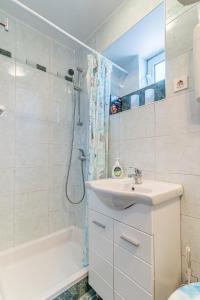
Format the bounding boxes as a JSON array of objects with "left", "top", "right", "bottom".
[{"left": 128, "top": 167, "right": 143, "bottom": 184}]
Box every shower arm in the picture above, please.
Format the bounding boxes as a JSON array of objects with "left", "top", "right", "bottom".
[{"left": 0, "top": 17, "right": 8, "bottom": 31}]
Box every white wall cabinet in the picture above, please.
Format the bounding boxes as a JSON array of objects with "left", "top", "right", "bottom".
[{"left": 88, "top": 189, "right": 181, "bottom": 300}]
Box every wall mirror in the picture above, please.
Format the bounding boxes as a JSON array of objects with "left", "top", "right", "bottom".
[{"left": 103, "top": 2, "right": 165, "bottom": 114}]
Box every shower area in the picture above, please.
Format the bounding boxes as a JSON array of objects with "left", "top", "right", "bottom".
[{"left": 0, "top": 1, "right": 127, "bottom": 299}]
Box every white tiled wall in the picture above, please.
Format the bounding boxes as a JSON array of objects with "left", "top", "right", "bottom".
[
  {"left": 0, "top": 10, "right": 86, "bottom": 249},
  {"left": 109, "top": 0, "right": 200, "bottom": 280}
]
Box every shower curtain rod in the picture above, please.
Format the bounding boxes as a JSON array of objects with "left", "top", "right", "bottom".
[{"left": 10, "top": 0, "right": 128, "bottom": 75}]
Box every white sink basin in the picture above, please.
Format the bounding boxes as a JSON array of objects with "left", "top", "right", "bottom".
[{"left": 86, "top": 178, "right": 183, "bottom": 210}]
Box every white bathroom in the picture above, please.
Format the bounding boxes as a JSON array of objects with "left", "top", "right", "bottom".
[{"left": 0, "top": 0, "right": 199, "bottom": 299}]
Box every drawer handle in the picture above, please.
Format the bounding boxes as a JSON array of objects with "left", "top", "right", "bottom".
[
  {"left": 120, "top": 234, "right": 140, "bottom": 247},
  {"left": 92, "top": 220, "right": 106, "bottom": 229}
]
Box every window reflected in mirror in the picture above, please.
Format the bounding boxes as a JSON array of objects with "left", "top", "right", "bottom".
[{"left": 102, "top": 2, "right": 165, "bottom": 113}]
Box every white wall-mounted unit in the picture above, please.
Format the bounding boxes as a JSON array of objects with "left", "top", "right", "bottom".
[
  {"left": 178, "top": 0, "right": 199, "bottom": 5},
  {"left": 87, "top": 182, "right": 182, "bottom": 300}
]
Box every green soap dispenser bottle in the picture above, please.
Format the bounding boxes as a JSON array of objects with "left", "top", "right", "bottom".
[{"left": 112, "top": 158, "right": 123, "bottom": 179}]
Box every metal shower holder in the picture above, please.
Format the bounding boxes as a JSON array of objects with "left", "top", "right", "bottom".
[{"left": 0, "top": 17, "right": 9, "bottom": 31}]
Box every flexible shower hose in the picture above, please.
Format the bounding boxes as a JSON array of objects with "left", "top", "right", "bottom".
[{"left": 65, "top": 88, "right": 86, "bottom": 205}]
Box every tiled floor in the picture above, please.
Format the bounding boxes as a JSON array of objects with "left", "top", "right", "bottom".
[
  {"left": 55, "top": 288, "right": 99, "bottom": 300},
  {"left": 79, "top": 289, "right": 98, "bottom": 299},
  {"left": 54, "top": 277, "right": 102, "bottom": 300}
]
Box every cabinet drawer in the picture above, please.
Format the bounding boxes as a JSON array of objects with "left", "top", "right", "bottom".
[
  {"left": 89, "top": 268, "right": 113, "bottom": 300},
  {"left": 89, "top": 209, "right": 113, "bottom": 263},
  {"left": 89, "top": 209, "right": 113, "bottom": 240},
  {"left": 114, "top": 268, "right": 152, "bottom": 300},
  {"left": 114, "top": 203, "right": 153, "bottom": 234},
  {"left": 90, "top": 249, "right": 113, "bottom": 287},
  {"left": 114, "top": 244, "right": 153, "bottom": 293},
  {"left": 89, "top": 229, "right": 113, "bottom": 263},
  {"left": 114, "top": 221, "right": 153, "bottom": 263}
]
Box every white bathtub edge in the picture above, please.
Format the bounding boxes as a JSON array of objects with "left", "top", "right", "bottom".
[
  {"left": 0, "top": 227, "right": 75, "bottom": 259},
  {"left": 0, "top": 226, "right": 87, "bottom": 300},
  {"left": 44, "top": 267, "right": 89, "bottom": 300}
]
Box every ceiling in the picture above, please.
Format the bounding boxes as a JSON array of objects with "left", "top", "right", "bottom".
[
  {"left": 103, "top": 3, "right": 165, "bottom": 67},
  {"left": 0, "top": 0, "right": 125, "bottom": 42}
]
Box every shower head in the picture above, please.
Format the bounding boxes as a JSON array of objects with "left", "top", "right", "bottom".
[{"left": 178, "top": 0, "right": 199, "bottom": 5}]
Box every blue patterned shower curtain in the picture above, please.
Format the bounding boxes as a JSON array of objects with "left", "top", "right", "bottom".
[{"left": 83, "top": 54, "right": 112, "bottom": 267}]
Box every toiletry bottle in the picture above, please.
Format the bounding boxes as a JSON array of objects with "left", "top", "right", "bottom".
[{"left": 112, "top": 158, "right": 123, "bottom": 179}]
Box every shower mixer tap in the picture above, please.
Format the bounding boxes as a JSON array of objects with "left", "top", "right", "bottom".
[{"left": 78, "top": 148, "right": 86, "bottom": 161}]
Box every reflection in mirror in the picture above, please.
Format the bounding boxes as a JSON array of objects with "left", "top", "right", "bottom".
[{"left": 103, "top": 2, "right": 165, "bottom": 113}]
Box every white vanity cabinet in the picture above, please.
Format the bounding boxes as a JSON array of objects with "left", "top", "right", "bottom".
[{"left": 87, "top": 186, "right": 181, "bottom": 300}]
